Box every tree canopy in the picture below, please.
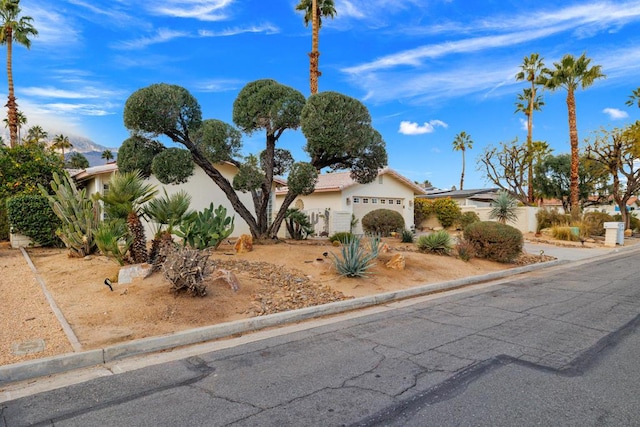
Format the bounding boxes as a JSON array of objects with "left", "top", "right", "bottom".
[{"left": 122, "top": 80, "right": 387, "bottom": 239}]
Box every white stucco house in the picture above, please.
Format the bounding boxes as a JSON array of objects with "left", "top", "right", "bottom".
[
  {"left": 274, "top": 168, "right": 427, "bottom": 236},
  {"left": 71, "top": 162, "right": 272, "bottom": 237}
]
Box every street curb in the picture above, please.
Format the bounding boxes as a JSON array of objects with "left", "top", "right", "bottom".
[{"left": 0, "top": 257, "right": 571, "bottom": 386}]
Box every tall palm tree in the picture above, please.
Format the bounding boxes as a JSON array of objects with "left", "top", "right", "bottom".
[
  {"left": 97, "top": 170, "right": 158, "bottom": 264},
  {"left": 515, "top": 53, "right": 546, "bottom": 205},
  {"left": 541, "top": 53, "right": 605, "bottom": 220},
  {"left": 101, "top": 149, "right": 114, "bottom": 163},
  {"left": 626, "top": 87, "right": 640, "bottom": 108},
  {"left": 452, "top": 131, "right": 473, "bottom": 191},
  {"left": 0, "top": 0, "right": 37, "bottom": 148},
  {"left": 23, "top": 124, "right": 47, "bottom": 146},
  {"left": 295, "top": 0, "right": 336, "bottom": 94},
  {"left": 51, "top": 133, "right": 72, "bottom": 158},
  {"left": 514, "top": 88, "right": 544, "bottom": 204}
]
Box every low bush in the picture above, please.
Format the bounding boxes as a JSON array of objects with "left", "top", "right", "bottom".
[
  {"left": 456, "top": 211, "right": 480, "bottom": 230},
  {"left": 330, "top": 235, "right": 378, "bottom": 278},
  {"left": 400, "top": 228, "right": 414, "bottom": 243},
  {"left": 432, "top": 198, "right": 461, "bottom": 229},
  {"left": 536, "top": 208, "right": 569, "bottom": 233},
  {"left": 329, "top": 231, "right": 354, "bottom": 244},
  {"left": 612, "top": 213, "right": 640, "bottom": 232},
  {"left": 582, "top": 211, "right": 613, "bottom": 236},
  {"left": 455, "top": 239, "right": 476, "bottom": 262},
  {"left": 6, "top": 194, "right": 62, "bottom": 247},
  {"left": 551, "top": 226, "right": 581, "bottom": 242},
  {"left": 414, "top": 198, "right": 433, "bottom": 228},
  {"left": 94, "top": 219, "right": 133, "bottom": 265},
  {"left": 416, "top": 230, "right": 452, "bottom": 255},
  {"left": 463, "top": 221, "right": 523, "bottom": 263},
  {"left": 362, "top": 209, "right": 405, "bottom": 236}
]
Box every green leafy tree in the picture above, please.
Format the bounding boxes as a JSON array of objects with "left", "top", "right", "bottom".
[
  {"left": 0, "top": 0, "right": 37, "bottom": 148},
  {"left": 96, "top": 170, "right": 158, "bottom": 263},
  {"left": 515, "top": 53, "right": 546, "bottom": 204},
  {"left": 541, "top": 53, "right": 605, "bottom": 220},
  {"left": 122, "top": 81, "right": 387, "bottom": 240},
  {"left": 65, "top": 152, "right": 89, "bottom": 169},
  {"left": 101, "top": 149, "right": 114, "bottom": 163},
  {"left": 116, "top": 135, "right": 164, "bottom": 177},
  {"left": 51, "top": 134, "right": 72, "bottom": 158},
  {"left": 585, "top": 123, "right": 640, "bottom": 229},
  {"left": 452, "top": 131, "right": 473, "bottom": 190},
  {"left": 295, "top": 0, "right": 336, "bottom": 94}
]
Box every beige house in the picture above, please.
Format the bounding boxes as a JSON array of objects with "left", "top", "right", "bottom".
[
  {"left": 72, "top": 162, "right": 269, "bottom": 237},
  {"left": 275, "top": 168, "right": 427, "bottom": 236}
]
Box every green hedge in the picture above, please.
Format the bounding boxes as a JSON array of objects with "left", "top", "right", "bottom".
[
  {"left": 463, "top": 221, "right": 523, "bottom": 263},
  {"left": 6, "top": 194, "right": 62, "bottom": 247}
]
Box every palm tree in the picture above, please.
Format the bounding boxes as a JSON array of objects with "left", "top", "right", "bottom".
[
  {"left": 51, "top": 133, "right": 72, "bottom": 159},
  {"left": 541, "top": 53, "right": 605, "bottom": 220},
  {"left": 515, "top": 53, "right": 546, "bottom": 205},
  {"left": 452, "top": 131, "right": 473, "bottom": 191},
  {"left": 101, "top": 149, "right": 114, "bottom": 163},
  {"left": 514, "top": 88, "right": 544, "bottom": 204},
  {"left": 0, "top": 0, "right": 37, "bottom": 148},
  {"left": 23, "top": 124, "right": 47, "bottom": 146},
  {"left": 295, "top": 0, "right": 336, "bottom": 94},
  {"left": 65, "top": 151, "right": 89, "bottom": 169},
  {"left": 97, "top": 170, "right": 158, "bottom": 264},
  {"left": 626, "top": 87, "right": 640, "bottom": 108}
]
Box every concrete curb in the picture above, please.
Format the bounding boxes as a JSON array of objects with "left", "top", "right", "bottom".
[{"left": 0, "top": 257, "right": 573, "bottom": 386}]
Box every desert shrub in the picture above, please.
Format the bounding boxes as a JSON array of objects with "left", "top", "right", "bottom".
[
  {"left": 416, "top": 230, "right": 453, "bottom": 255},
  {"left": 582, "top": 211, "right": 614, "bottom": 236},
  {"left": 551, "top": 226, "right": 581, "bottom": 242},
  {"left": 489, "top": 191, "right": 519, "bottom": 224},
  {"left": 6, "top": 195, "right": 62, "bottom": 247},
  {"left": 432, "top": 198, "right": 461, "bottom": 229},
  {"left": 400, "top": 228, "right": 414, "bottom": 243},
  {"left": 331, "top": 235, "right": 378, "bottom": 277},
  {"left": 414, "top": 198, "right": 433, "bottom": 227},
  {"left": 161, "top": 246, "right": 211, "bottom": 296},
  {"left": 285, "top": 208, "right": 314, "bottom": 240},
  {"left": 456, "top": 211, "right": 480, "bottom": 230},
  {"left": 535, "top": 208, "right": 570, "bottom": 232},
  {"left": 455, "top": 239, "right": 476, "bottom": 262},
  {"left": 175, "top": 203, "right": 234, "bottom": 249},
  {"left": 463, "top": 221, "right": 523, "bottom": 263},
  {"left": 362, "top": 209, "right": 405, "bottom": 236},
  {"left": 612, "top": 213, "right": 640, "bottom": 232},
  {"left": 94, "top": 219, "right": 133, "bottom": 265},
  {"left": 329, "top": 231, "right": 354, "bottom": 244}
]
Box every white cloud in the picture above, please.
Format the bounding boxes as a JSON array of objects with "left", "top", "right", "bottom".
[
  {"left": 149, "top": 0, "right": 233, "bottom": 21},
  {"left": 603, "top": 107, "right": 630, "bottom": 120},
  {"left": 519, "top": 118, "right": 529, "bottom": 131},
  {"left": 194, "top": 78, "right": 244, "bottom": 92},
  {"left": 114, "top": 28, "right": 189, "bottom": 49},
  {"left": 399, "top": 120, "right": 448, "bottom": 135},
  {"left": 198, "top": 24, "right": 279, "bottom": 37}
]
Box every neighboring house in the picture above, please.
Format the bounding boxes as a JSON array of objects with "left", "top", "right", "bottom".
[
  {"left": 418, "top": 188, "right": 501, "bottom": 208},
  {"left": 275, "top": 168, "right": 427, "bottom": 236},
  {"left": 71, "top": 162, "right": 270, "bottom": 237}
]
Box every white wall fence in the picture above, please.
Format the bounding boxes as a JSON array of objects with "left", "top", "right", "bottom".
[{"left": 418, "top": 206, "right": 540, "bottom": 234}]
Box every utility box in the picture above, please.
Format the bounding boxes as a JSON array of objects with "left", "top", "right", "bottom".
[{"left": 603, "top": 222, "right": 625, "bottom": 247}]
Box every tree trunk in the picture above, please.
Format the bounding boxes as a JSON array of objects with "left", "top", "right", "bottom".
[
  {"left": 460, "top": 149, "right": 465, "bottom": 190},
  {"left": 527, "top": 86, "right": 535, "bottom": 204},
  {"left": 268, "top": 190, "right": 298, "bottom": 238},
  {"left": 567, "top": 89, "right": 580, "bottom": 221},
  {"left": 5, "top": 27, "right": 18, "bottom": 148},
  {"left": 309, "top": 0, "right": 320, "bottom": 95}
]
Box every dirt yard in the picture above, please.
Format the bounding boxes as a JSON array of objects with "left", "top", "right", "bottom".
[{"left": 0, "top": 237, "right": 553, "bottom": 366}]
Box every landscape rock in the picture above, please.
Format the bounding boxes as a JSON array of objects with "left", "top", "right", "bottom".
[
  {"left": 211, "top": 269, "right": 241, "bottom": 292},
  {"left": 118, "top": 263, "right": 153, "bottom": 284},
  {"left": 380, "top": 243, "right": 391, "bottom": 253},
  {"left": 234, "top": 234, "right": 253, "bottom": 253},
  {"left": 386, "top": 253, "right": 405, "bottom": 270}
]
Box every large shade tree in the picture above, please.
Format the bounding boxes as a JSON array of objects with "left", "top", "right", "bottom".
[
  {"left": 515, "top": 53, "right": 546, "bottom": 204},
  {"left": 541, "top": 53, "right": 605, "bottom": 220},
  {"left": 452, "top": 131, "right": 473, "bottom": 191},
  {"left": 0, "top": 0, "right": 37, "bottom": 148},
  {"left": 295, "top": 0, "right": 336, "bottom": 94},
  {"left": 122, "top": 80, "right": 387, "bottom": 239}
]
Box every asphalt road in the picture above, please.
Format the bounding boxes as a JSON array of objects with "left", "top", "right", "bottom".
[{"left": 2, "top": 248, "right": 639, "bottom": 426}]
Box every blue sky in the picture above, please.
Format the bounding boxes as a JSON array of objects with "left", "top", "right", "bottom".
[{"left": 5, "top": 0, "right": 640, "bottom": 189}]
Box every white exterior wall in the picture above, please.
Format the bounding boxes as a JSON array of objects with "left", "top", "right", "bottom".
[
  {"left": 275, "top": 192, "right": 346, "bottom": 237},
  {"left": 418, "top": 205, "right": 539, "bottom": 234},
  {"left": 144, "top": 163, "right": 254, "bottom": 237}
]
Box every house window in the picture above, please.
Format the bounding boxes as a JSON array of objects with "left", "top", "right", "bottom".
[
  {"left": 388, "top": 199, "right": 394, "bottom": 204},
  {"left": 381, "top": 199, "right": 386, "bottom": 204},
  {"left": 378, "top": 175, "right": 383, "bottom": 184},
  {"left": 372, "top": 198, "right": 378, "bottom": 204},
  {"left": 353, "top": 197, "right": 360, "bottom": 204},
  {"left": 363, "top": 198, "right": 369, "bottom": 204},
  {"left": 396, "top": 199, "right": 402, "bottom": 205}
]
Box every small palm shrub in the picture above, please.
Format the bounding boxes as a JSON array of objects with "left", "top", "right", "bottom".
[
  {"left": 285, "top": 208, "right": 315, "bottom": 240},
  {"left": 455, "top": 239, "right": 476, "bottom": 262},
  {"left": 582, "top": 211, "right": 613, "bottom": 236},
  {"left": 329, "top": 231, "right": 354, "bottom": 244},
  {"left": 432, "top": 198, "right": 462, "bottom": 228},
  {"left": 400, "top": 228, "right": 414, "bottom": 243},
  {"left": 456, "top": 211, "right": 480, "bottom": 231},
  {"left": 331, "top": 235, "right": 378, "bottom": 278},
  {"left": 362, "top": 209, "right": 405, "bottom": 236},
  {"left": 489, "top": 190, "right": 518, "bottom": 224},
  {"left": 416, "top": 230, "right": 452, "bottom": 255},
  {"left": 95, "top": 219, "right": 133, "bottom": 265},
  {"left": 551, "top": 226, "right": 581, "bottom": 242},
  {"left": 464, "top": 221, "right": 523, "bottom": 263}
]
